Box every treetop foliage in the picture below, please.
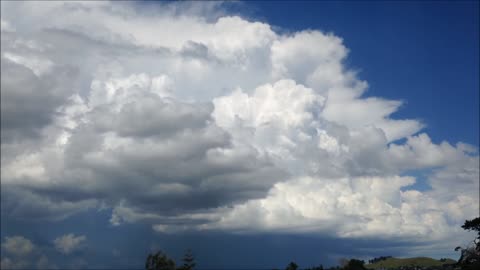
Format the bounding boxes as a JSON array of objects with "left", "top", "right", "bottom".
[
  {"left": 456, "top": 217, "right": 480, "bottom": 270},
  {"left": 146, "top": 249, "right": 195, "bottom": 270}
]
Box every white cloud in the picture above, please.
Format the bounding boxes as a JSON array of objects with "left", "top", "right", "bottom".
[
  {"left": 271, "top": 31, "right": 347, "bottom": 84},
  {"left": 0, "top": 0, "right": 477, "bottom": 253},
  {"left": 3, "top": 51, "right": 53, "bottom": 76},
  {"left": 206, "top": 175, "right": 472, "bottom": 241},
  {"left": 53, "top": 234, "right": 86, "bottom": 255}
]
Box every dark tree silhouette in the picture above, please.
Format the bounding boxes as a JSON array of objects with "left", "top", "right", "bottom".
[
  {"left": 145, "top": 251, "right": 176, "bottom": 270},
  {"left": 305, "top": 264, "right": 324, "bottom": 270},
  {"left": 343, "top": 259, "right": 366, "bottom": 270},
  {"left": 179, "top": 249, "right": 196, "bottom": 270},
  {"left": 456, "top": 217, "right": 480, "bottom": 270},
  {"left": 285, "top": 261, "right": 299, "bottom": 270},
  {"left": 462, "top": 217, "right": 480, "bottom": 238},
  {"left": 368, "top": 256, "right": 392, "bottom": 264},
  {"left": 338, "top": 258, "right": 349, "bottom": 268}
]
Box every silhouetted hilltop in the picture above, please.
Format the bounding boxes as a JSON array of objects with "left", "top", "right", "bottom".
[{"left": 365, "top": 257, "right": 456, "bottom": 269}]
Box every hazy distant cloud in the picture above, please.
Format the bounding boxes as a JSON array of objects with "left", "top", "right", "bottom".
[
  {"left": 0, "top": 0, "right": 477, "bottom": 253},
  {"left": 1, "top": 257, "right": 29, "bottom": 270},
  {"left": 1, "top": 235, "right": 61, "bottom": 269},
  {"left": 36, "top": 255, "right": 58, "bottom": 270},
  {"left": 54, "top": 234, "right": 86, "bottom": 255},
  {"left": 2, "top": 236, "right": 34, "bottom": 256},
  {"left": 1, "top": 236, "right": 36, "bottom": 270}
]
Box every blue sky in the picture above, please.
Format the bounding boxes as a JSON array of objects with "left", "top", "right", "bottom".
[
  {"left": 246, "top": 1, "right": 479, "bottom": 147},
  {"left": 1, "top": 1, "right": 479, "bottom": 269}
]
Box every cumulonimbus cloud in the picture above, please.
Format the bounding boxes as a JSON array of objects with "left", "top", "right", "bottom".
[{"left": 0, "top": 0, "right": 478, "bottom": 250}]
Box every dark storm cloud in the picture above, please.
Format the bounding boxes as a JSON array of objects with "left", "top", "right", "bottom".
[{"left": 0, "top": 186, "right": 97, "bottom": 222}]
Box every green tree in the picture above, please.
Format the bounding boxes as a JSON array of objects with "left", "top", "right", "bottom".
[
  {"left": 179, "top": 249, "right": 196, "bottom": 270},
  {"left": 145, "top": 251, "right": 176, "bottom": 270},
  {"left": 456, "top": 217, "right": 480, "bottom": 270}
]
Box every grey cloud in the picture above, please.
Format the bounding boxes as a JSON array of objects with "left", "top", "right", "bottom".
[
  {"left": 92, "top": 96, "right": 214, "bottom": 138},
  {"left": 65, "top": 100, "right": 285, "bottom": 214},
  {"left": 181, "top": 41, "right": 211, "bottom": 60},
  {"left": 2, "top": 86, "right": 286, "bottom": 222},
  {"left": 1, "top": 186, "right": 98, "bottom": 221},
  {"left": 0, "top": 60, "right": 75, "bottom": 142}
]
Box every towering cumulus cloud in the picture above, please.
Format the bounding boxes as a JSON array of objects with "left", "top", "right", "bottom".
[{"left": 1, "top": 0, "right": 478, "bottom": 254}]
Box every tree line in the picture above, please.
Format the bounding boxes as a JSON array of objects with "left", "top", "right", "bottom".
[{"left": 368, "top": 256, "right": 392, "bottom": 264}]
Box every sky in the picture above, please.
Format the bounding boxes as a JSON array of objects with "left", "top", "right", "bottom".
[{"left": 0, "top": 1, "right": 479, "bottom": 269}]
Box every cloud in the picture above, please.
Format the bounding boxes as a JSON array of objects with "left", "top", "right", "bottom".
[
  {"left": 36, "top": 255, "right": 58, "bottom": 270},
  {"left": 2, "top": 236, "right": 34, "bottom": 256},
  {"left": 205, "top": 174, "right": 475, "bottom": 241},
  {"left": 1, "top": 257, "right": 29, "bottom": 270},
  {"left": 0, "top": 0, "right": 477, "bottom": 254},
  {"left": 0, "top": 235, "right": 71, "bottom": 269},
  {"left": 0, "top": 57, "right": 76, "bottom": 143},
  {"left": 53, "top": 234, "right": 86, "bottom": 255},
  {"left": 0, "top": 235, "right": 50, "bottom": 269}
]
